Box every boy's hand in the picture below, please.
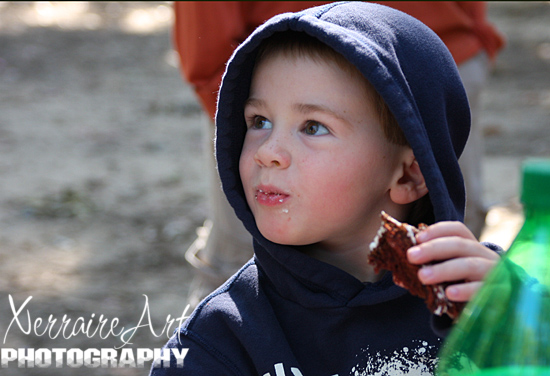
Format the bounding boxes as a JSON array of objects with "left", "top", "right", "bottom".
[{"left": 407, "top": 221, "right": 500, "bottom": 303}]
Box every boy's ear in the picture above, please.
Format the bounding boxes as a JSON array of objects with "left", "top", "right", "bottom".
[{"left": 390, "top": 151, "right": 428, "bottom": 205}]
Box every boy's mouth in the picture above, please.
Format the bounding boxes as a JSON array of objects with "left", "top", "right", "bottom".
[{"left": 255, "top": 186, "right": 289, "bottom": 206}]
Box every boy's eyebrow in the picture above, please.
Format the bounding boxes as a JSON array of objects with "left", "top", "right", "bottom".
[
  {"left": 244, "top": 97, "right": 265, "bottom": 109},
  {"left": 244, "top": 98, "right": 350, "bottom": 125},
  {"left": 293, "top": 103, "right": 349, "bottom": 124}
]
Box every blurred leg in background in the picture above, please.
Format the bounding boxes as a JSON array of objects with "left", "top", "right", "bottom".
[
  {"left": 184, "top": 117, "right": 253, "bottom": 307},
  {"left": 458, "top": 52, "right": 491, "bottom": 238}
]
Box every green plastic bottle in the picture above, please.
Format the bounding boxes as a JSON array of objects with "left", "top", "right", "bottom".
[{"left": 436, "top": 159, "right": 550, "bottom": 376}]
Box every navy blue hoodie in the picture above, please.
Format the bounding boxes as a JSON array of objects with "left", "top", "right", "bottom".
[{"left": 151, "top": 2, "right": 471, "bottom": 375}]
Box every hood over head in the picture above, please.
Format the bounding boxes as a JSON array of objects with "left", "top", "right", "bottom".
[{"left": 214, "top": 2, "right": 470, "bottom": 301}]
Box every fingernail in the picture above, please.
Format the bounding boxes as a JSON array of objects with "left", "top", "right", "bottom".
[
  {"left": 408, "top": 246, "right": 421, "bottom": 261},
  {"left": 447, "top": 286, "right": 459, "bottom": 299},
  {"left": 419, "top": 267, "right": 433, "bottom": 280},
  {"left": 416, "top": 231, "right": 428, "bottom": 243}
]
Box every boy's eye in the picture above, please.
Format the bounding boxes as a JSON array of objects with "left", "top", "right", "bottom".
[
  {"left": 251, "top": 116, "right": 273, "bottom": 130},
  {"left": 304, "top": 121, "right": 329, "bottom": 136}
]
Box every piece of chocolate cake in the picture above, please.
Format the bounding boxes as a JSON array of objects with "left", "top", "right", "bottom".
[{"left": 368, "top": 211, "right": 464, "bottom": 319}]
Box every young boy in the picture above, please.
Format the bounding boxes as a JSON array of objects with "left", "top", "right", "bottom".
[{"left": 152, "top": 3, "right": 500, "bottom": 375}]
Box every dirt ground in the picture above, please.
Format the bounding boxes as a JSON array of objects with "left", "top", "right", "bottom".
[{"left": 0, "top": 2, "right": 549, "bottom": 375}]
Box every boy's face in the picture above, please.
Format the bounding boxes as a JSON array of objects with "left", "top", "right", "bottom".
[{"left": 239, "top": 53, "right": 408, "bottom": 252}]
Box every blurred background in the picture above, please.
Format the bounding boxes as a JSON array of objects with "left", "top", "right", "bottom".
[{"left": 0, "top": 2, "right": 549, "bottom": 375}]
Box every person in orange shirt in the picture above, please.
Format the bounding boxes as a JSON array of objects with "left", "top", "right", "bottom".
[{"left": 173, "top": 1, "right": 504, "bottom": 306}]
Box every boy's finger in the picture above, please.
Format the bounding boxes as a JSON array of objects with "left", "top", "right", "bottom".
[
  {"left": 416, "top": 221, "right": 476, "bottom": 243},
  {"left": 445, "top": 281, "right": 483, "bottom": 303},
  {"left": 417, "top": 256, "right": 497, "bottom": 285},
  {"left": 408, "top": 237, "right": 499, "bottom": 265}
]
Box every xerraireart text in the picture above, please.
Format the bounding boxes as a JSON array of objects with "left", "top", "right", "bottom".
[{"left": 1, "top": 294, "right": 191, "bottom": 368}]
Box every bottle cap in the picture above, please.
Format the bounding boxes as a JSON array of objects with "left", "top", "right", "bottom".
[{"left": 522, "top": 158, "right": 550, "bottom": 207}]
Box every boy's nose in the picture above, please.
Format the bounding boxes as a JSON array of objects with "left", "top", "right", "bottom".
[{"left": 254, "top": 133, "right": 291, "bottom": 169}]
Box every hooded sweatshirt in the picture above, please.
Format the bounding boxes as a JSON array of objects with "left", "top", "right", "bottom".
[{"left": 151, "top": 3, "right": 472, "bottom": 375}]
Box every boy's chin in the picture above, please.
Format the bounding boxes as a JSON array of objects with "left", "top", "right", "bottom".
[{"left": 257, "top": 227, "right": 312, "bottom": 247}]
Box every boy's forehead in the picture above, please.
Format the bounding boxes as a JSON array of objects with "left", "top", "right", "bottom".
[
  {"left": 245, "top": 52, "right": 385, "bottom": 134},
  {"left": 249, "top": 50, "right": 378, "bottom": 109}
]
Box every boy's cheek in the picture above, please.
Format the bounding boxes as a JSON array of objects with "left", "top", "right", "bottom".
[{"left": 239, "top": 151, "right": 255, "bottom": 186}]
